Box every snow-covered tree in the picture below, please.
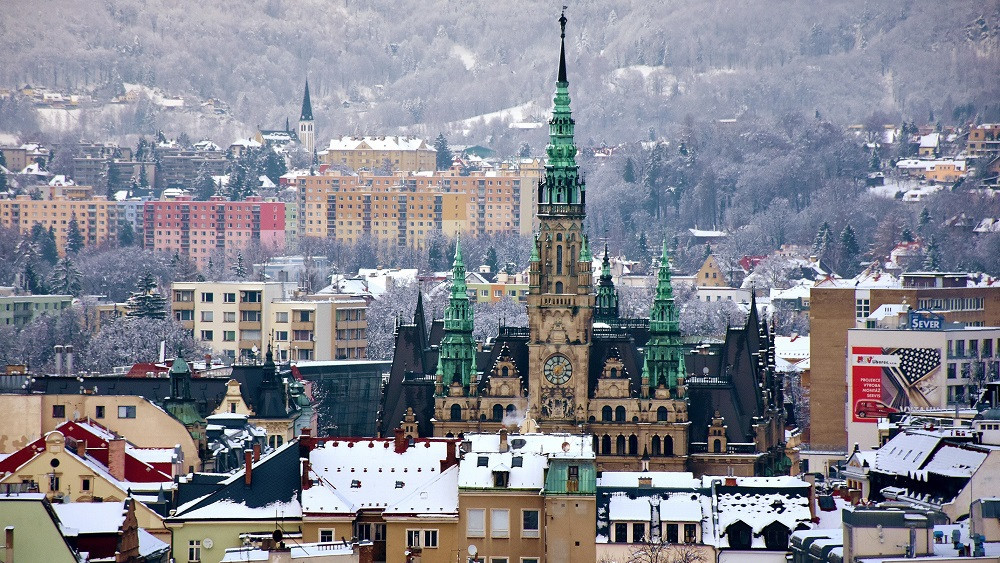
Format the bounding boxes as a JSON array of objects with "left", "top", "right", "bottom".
[
  {"left": 65, "top": 214, "right": 84, "bottom": 254},
  {"left": 232, "top": 251, "right": 248, "bottom": 279},
  {"left": 434, "top": 133, "right": 452, "bottom": 171},
  {"left": 48, "top": 256, "right": 82, "bottom": 296},
  {"left": 125, "top": 272, "right": 168, "bottom": 319},
  {"left": 81, "top": 317, "right": 203, "bottom": 373}
]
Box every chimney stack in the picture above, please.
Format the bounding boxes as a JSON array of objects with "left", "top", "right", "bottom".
[
  {"left": 4, "top": 526, "right": 12, "bottom": 563},
  {"left": 65, "top": 345, "right": 74, "bottom": 376},
  {"left": 108, "top": 439, "right": 126, "bottom": 481},
  {"left": 358, "top": 540, "right": 374, "bottom": 563},
  {"left": 298, "top": 428, "right": 314, "bottom": 458},
  {"left": 253, "top": 443, "right": 261, "bottom": 463},
  {"left": 441, "top": 440, "right": 458, "bottom": 471},
  {"left": 301, "top": 458, "right": 312, "bottom": 490},
  {"left": 244, "top": 450, "right": 253, "bottom": 486},
  {"left": 54, "top": 345, "right": 63, "bottom": 375},
  {"left": 394, "top": 428, "right": 407, "bottom": 454},
  {"left": 75, "top": 439, "right": 87, "bottom": 459},
  {"left": 499, "top": 428, "right": 509, "bottom": 453}
]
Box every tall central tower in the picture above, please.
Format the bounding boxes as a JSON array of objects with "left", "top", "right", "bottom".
[
  {"left": 298, "top": 80, "right": 315, "bottom": 154},
  {"left": 527, "top": 11, "right": 594, "bottom": 430}
]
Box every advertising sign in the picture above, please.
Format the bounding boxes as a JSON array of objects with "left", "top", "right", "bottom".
[
  {"left": 850, "top": 345, "right": 940, "bottom": 422},
  {"left": 908, "top": 310, "right": 944, "bottom": 331}
]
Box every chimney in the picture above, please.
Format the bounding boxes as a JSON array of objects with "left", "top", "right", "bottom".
[
  {"left": 65, "top": 345, "right": 74, "bottom": 376},
  {"left": 108, "top": 438, "right": 126, "bottom": 481},
  {"left": 253, "top": 443, "right": 261, "bottom": 463},
  {"left": 441, "top": 440, "right": 458, "bottom": 471},
  {"left": 245, "top": 450, "right": 254, "bottom": 486},
  {"left": 394, "top": 428, "right": 407, "bottom": 454},
  {"left": 724, "top": 477, "right": 737, "bottom": 487},
  {"left": 499, "top": 428, "right": 509, "bottom": 453},
  {"left": 4, "top": 526, "right": 12, "bottom": 563},
  {"left": 301, "top": 458, "right": 312, "bottom": 490},
  {"left": 54, "top": 345, "right": 63, "bottom": 375},
  {"left": 204, "top": 353, "right": 212, "bottom": 366},
  {"left": 75, "top": 439, "right": 87, "bottom": 458}
]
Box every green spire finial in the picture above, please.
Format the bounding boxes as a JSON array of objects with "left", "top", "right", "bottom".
[
  {"left": 595, "top": 242, "right": 619, "bottom": 322},
  {"left": 580, "top": 233, "right": 592, "bottom": 262},
  {"left": 643, "top": 239, "right": 682, "bottom": 392},
  {"left": 558, "top": 8, "right": 568, "bottom": 83},
  {"left": 602, "top": 244, "right": 612, "bottom": 277},
  {"left": 540, "top": 8, "right": 583, "bottom": 212},
  {"left": 530, "top": 235, "right": 540, "bottom": 262},
  {"left": 438, "top": 234, "right": 476, "bottom": 389},
  {"left": 450, "top": 234, "right": 467, "bottom": 301}
]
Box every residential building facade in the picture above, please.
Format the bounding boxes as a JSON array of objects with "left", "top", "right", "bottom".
[
  {"left": 319, "top": 136, "right": 436, "bottom": 172},
  {"left": 0, "top": 195, "right": 119, "bottom": 253}
]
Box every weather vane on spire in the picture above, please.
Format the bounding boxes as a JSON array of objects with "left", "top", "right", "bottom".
[{"left": 560, "top": 6, "right": 567, "bottom": 38}]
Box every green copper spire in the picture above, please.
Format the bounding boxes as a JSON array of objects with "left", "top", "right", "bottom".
[
  {"left": 437, "top": 235, "right": 477, "bottom": 390},
  {"left": 580, "top": 233, "right": 592, "bottom": 262},
  {"left": 540, "top": 8, "right": 584, "bottom": 212},
  {"left": 530, "top": 235, "right": 540, "bottom": 262},
  {"left": 642, "top": 241, "right": 684, "bottom": 393},
  {"left": 594, "top": 244, "right": 619, "bottom": 323}
]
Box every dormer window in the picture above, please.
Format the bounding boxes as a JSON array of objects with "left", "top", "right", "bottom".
[
  {"left": 493, "top": 471, "right": 509, "bottom": 488},
  {"left": 351, "top": 479, "right": 361, "bottom": 488},
  {"left": 477, "top": 456, "right": 488, "bottom": 467},
  {"left": 512, "top": 457, "right": 523, "bottom": 468}
]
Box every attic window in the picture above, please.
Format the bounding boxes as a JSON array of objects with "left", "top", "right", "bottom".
[
  {"left": 511, "top": 439, "right": 526, "bottom": 449},
  {"left": 351, "top": 480, "right": 361, "bottom": 488},
  {"left": 493, "top": 471, "right": 509, "bottom": 488},
  {"left": 512, "top": 457, "right": 523, "bottom": 468},
  {"left": 395, "top": 481, "right": 405, "bottom": 489},
  {"left": 477, "top": 456, "right": 488, "bottom": 467}
]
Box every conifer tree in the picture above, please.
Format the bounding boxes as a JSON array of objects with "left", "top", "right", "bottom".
[
  {"left": 918, "top": 207, "right": 932, "bottom": 230},
  {"left": 118, "top": 221, "right": 136, "bottom": 247},
  {"left": 125, "top": 271, "right": 168, "bottom": 319},
  {"left": 23, "top": 262, "right": 46, "bottom": 294},
  {"left": 839, "top": 224, "right": 860, "bottom": 274},
  {"left": 193, "top": 162, "right": 217, "bottom": 200},
  {"left": 434, "top": 133, "right": 452, "bottom": 171},
  {"left": 66, "top": 214, "right": 84, "bottom": 254},
  {"left": 923, "top": 236, "right": 941, "bottom": 271},
  {"left": 813, "top": 221, "right": 833, "bottom": 257},
  {"left": 48, "top": 256, "right": 82, "bottom": 295},
  {"left": 105, "top": 161, "right": 121, "bottom": 199},
  {"left": 232, "top": 251, "right": 248, "bottom": 279},
  {"left": 623, "top": 157, "right": 636, "bottom": 183},
  {"left": 31, "top": 224, "right": 59, "bottom": 265}
]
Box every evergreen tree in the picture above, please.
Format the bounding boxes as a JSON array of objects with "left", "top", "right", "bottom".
[
  {"left": 637, "top": 231, "right": 651, "bottom": 265},
  {"left": 839, "top": 224, "right": 860, "bottom": 273},
  {"left": 48, "top": 256, "right": 82, "bottom": 295},
  {"left": 923, "top": 236, "right": 941, "bottom": 271},
  {"left": 193, "top": 162, "right": 216, "bottom": 200},
  {"left": 105, "top": 161, "right": 121, "bottom": 199},
  {"left": 869, "top": 145, "right": 880, "bottom": 171},
  {"left": 703, "top": 242, "right": 712, "bottom": 260},
  {"left": 23, "top": 262, "right": 46, "bottom": 294},
  {"left": 434, "top": 133, "right": 452, "bottom": 171},
  {"left": 66, "top": 214, "right": 84, "bottom": 254},
  {"left": 125, "top": 271, "right": 167, "bottom": 319},
  {"left": 427, "top": 235, "right": 445, "bottom": 272},
  {"left": 518, "top": 143, "right": 531, "bottom": 158},
  {"left": 261, "top": 147, "right": 286, "bottom": 184},
  {"left": 623, "top": 157, "right": 636, "bottom": 183},
  {"left": 31, "top": 224, "right": 59, "bottom": 265},
  {"left": 232, "top": 251, "right": 248, "bottom": 279},
  {"left": 135, "top": 137, "right": 149, "bottom": 162},
  {"left": 0, "top": 149, "right": 7, "bottom": 169},
  {"left": 813, "top": 221, "right": 833, "bottom": 257},
  {"left": 918, "top": 207, "right": 932, "bottom": 230},
  {"left": 118, "top": 220, "right": 136, "bottom": 247},
  {"left": 901, "top": 227, "right": 915, "bottom": 243},
  {"left": 484, "top": 246, "right": 499, "bottom": 276},
  {"left": 0, "top": 165, "right": 7, "bottom": 191}
]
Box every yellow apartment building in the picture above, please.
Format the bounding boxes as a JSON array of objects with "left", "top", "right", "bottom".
[
  {"left": 0, "top": 195, "right": 119, "bottom": 253},
  {"left": 171, "top": 281, "right": 368, "bottom": 362}
]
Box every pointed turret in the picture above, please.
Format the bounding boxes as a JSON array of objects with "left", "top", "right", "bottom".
[
  {"left": 643, "top": 241, "right": 684, "bottom": 395},
  {"left": 256, "top": 343, "right": 289, "bottom": 418},
  {"left": 298, "top": 80, "right": 316, "bottom": 154},
  {"left": 164, "top": 353, "right": 203, "bottom": 428},
  {"left": 436, "top": 235, "right": 478, "bottom": 391},
  {"left": 595, "top": 244, "right": 620, "bottom": 323}
]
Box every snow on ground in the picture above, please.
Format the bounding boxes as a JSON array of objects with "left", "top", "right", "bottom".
[
  {"left": 868, "top": 176, "right": 923, "bottom": 198},
  {"left": 451, "top": 45, "right": 477, "bottom": 71}
]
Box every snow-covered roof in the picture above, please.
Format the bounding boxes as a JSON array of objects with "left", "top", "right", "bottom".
[
  {"left": 464, "top": 432, "right": 594, "bottom": 459},
  {"left": 919, "top": 133, "right": 940, "bottom": 148},
  {"left": 221, "top": 542, "right": 357, "bottom": 562},
  {"left": 137, "top": 527, "right": 170, "bottom": 557},
  {"left": 384, "top": 465, "right": 458, "bottom": 516},
  {"left": 53, "top": 501, "right": 126, "bottom": 535},
  {"left": 921, "top": 445, "right": 987, "bottom": 478},
  {"left": 459, "top": 451, "right": 548, "bottom": 490},
  {"left": 608, "top": 492, "right": 703, "bottom": 522},
  {"left": 323, "top": 136, "right": 432, "bottom": 153},
  {"left": 714, "top": 488, "right": 811, "bottom": 537},
  {"left": 873, "top": 432, "right": 942, "bottom": 475},
  {"left": 688, "top": 228, "right": 727, "bottom": 238},
  {"left": 303, "top": 438, "right": 455, "bottom": 515},
  {"left": 774, "top": 336, "right": 810, "bottom": 362},
  {"left": 597, "top": 471, "right": 699, "bottom": 489},
  {"left": 231, "top": 138, "right": 262, "bottom": 148}
]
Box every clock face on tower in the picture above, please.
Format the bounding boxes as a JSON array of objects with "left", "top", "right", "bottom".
[{"left": 543, "top": 354, "right": 572, "bottom": 385}]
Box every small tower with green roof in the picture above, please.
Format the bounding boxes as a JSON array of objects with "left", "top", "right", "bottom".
[
  {"left": 642, "top": 240, "right": 685, "bottom": 398},
  {"left": 594, "top": 244, "right": 619, "bottom": 323},
  {"left": 436, "top": 235, "right": 478, "bottom": 393}
]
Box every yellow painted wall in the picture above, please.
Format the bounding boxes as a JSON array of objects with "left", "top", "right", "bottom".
[
  {"left": 0, "top": 496, "right": 80, "bottom": 562},
  {"left": 384, "top": 517, "right": 459, "bottom": 563}
]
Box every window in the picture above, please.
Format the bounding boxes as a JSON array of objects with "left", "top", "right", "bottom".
[
  {"left": 684, "top": 524, "right": 697, "bottom": 543},
  {"left": 296, "top": 310, "right": 313, "bottom": 322},
  {"left": 407, "top": 529, "right": 421, "bottom": 548},
  {"left": 615, "top": 406, "right": 626, "bottom": 421},
  {"left": 567, "top": 465, "right": 579, "bottom": 492},
  {"left": 948, "top": 363, "right": 957, "bottom": 379},
  {"left": 241, "top": 310, "right": 261, "bottom": 322},
  {"left": 614, "top": 522, "right": 628, "bottom": 543},
  {"left": 201, "top": 292, "right": 214, "bottom": 302},
  {"left": 201, "top": 330, "right": 214, "bottom": 341},
  {"left": 81, "top": 477, "right": 90, "bottom": 491},
  {"left": 174, "top": 290, "right": 194, "bottom": 302},
  {"left": 95, "top": 405, "right": 105, "bottom": 419},
  {"left": 175, "top": 310, "right": 194, "bottom": 321},
  {"left": 241, "top": 291, "right": 261, "bottom": 303},
  {"left": 223, "top": 311, "right": 236, "bottom": 322},
  {"left": 200, "top": 311, "right": 213, "bottom": 322},
  {"left": 423, "top": 529, "right": 439, "bottom": 548},
  {"left": 188, "top": 540, "right": 201, "bottom": 562},
  {"left": 223, "top": 331, "right": 236, "bottom": 341},
  {"left": 320, "top": 529, "right": 334, "bottom": 543},
  {"left": 491, "top": 559, "right": 509, "bottom": 563},
  {"left": 522, "top": 510, "right": 540, "bottom": 538},
  {"left": 293, "top": 330, "right": 313, "bottom": 341},
  {"left": 633, "top": 523, "right": 646, "bottom": 543},
  {"left": 493, "top": 470, "right": 509, "bottom": 487},
  {"left": 275, "top": 311, "right": 289, "bottom": 323},
  {"left": 491, "top": 508, "right": 510, "bottom": 538},
  {"left": 521, "top": 559, "right": 539, "bottom": 563},
  {"left": 855, "top": 298, "right": 870, "bottom": 319},
  {"left": 275, "top": 331, "right": 288, "bottom": 341},
  {"left": 52, "top": 405, "right": 65, "bottom": 418},
  {"left": 241, "top": 330, "right": 261, "bottom": 341},
  {"left": 666, "top": 523, "right": 679, "bottom": 543},
  {"left": 602, "top": 406, "right": 612, "bottom": 421},
  {"left": 118, "top": 405, "right": 136, "bottom": 419},
  {"left": 223, "top": 293, "right": 236, "bottom": 303},
  {"left": 467, "top": 508, "right": 485, "bottom": 537}
]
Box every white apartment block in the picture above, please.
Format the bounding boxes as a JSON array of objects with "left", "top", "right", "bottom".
[{"left": 170, "top": 281, "right": 367, "bottom": 362}]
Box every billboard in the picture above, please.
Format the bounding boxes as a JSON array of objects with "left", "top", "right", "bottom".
[{"left": 850, "top": 345, "right": 941, "bottom": 423}]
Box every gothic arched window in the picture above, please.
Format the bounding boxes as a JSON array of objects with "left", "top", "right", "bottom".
[
  {"left": 602, "top": 434, "right": 612, "bottom": 454},
  {"left": 663, "top": 435, "right": 674, "bottom": 456},
  {"left": 628, "top": 434, "right": 638, "bottom": 455},
  {"left": 651, "top": 436, "right": 661, "bottom": 456},
  {"left": 556, "top": 245, "right": 563, "bottom": 275},
  {"left": 615, "top": 406, "right": 626, "bottom": 422},
  {"left": 602, "top": 406, "right": 612, "bottom": 422},
  {"left": 615, "top": 435, "right": 625, "bottom": 455},
  {"left": 492, "top": 404, "right": 504, "bottom": 421},
  {"left": 450, "top": 404, "right": 462, "bottom": 421},
  {"left": 501, "top": 366, "right": 509, "bottom": 377},
  {"left": 656, "top": 406, "right": 668, "bottom": 421}
]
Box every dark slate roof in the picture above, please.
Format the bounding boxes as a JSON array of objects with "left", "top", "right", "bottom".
[
  {"left": 169, "top": 440, "right": 302, "bottom": 521},
  {"left": 174, "top": 473, "right": 229, "bottom": 507},
  {"left": 30, "top": 375, "right": 228, "bottom": 418}
]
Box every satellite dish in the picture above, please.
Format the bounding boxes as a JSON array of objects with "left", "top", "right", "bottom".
[
  {"left": 702, "top": 367, "right": 709, "bottom": 375},
  {"left": 468, "top": 545, "right": 478, "bottom": 556}
]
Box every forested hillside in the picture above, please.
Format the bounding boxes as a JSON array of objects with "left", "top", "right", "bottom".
[{"left": 2, "top": 0, "right": 999, "bottom": 146}]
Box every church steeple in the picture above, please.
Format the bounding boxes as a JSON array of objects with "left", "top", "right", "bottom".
[
  {"left": 298, "top": 80, "right": 315, "bottom": 153},
  {"left": 436, "top": 235, "right": 478, "bottom": 391},
  {"left": 539, "top": 8, "right": 584, "bottom": 213},
  {"left": 643, "top": 241, "right": 684, "bottom": 395},
  {"left": 595, "top": 244, "right": 619, "bottom": 323}
]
